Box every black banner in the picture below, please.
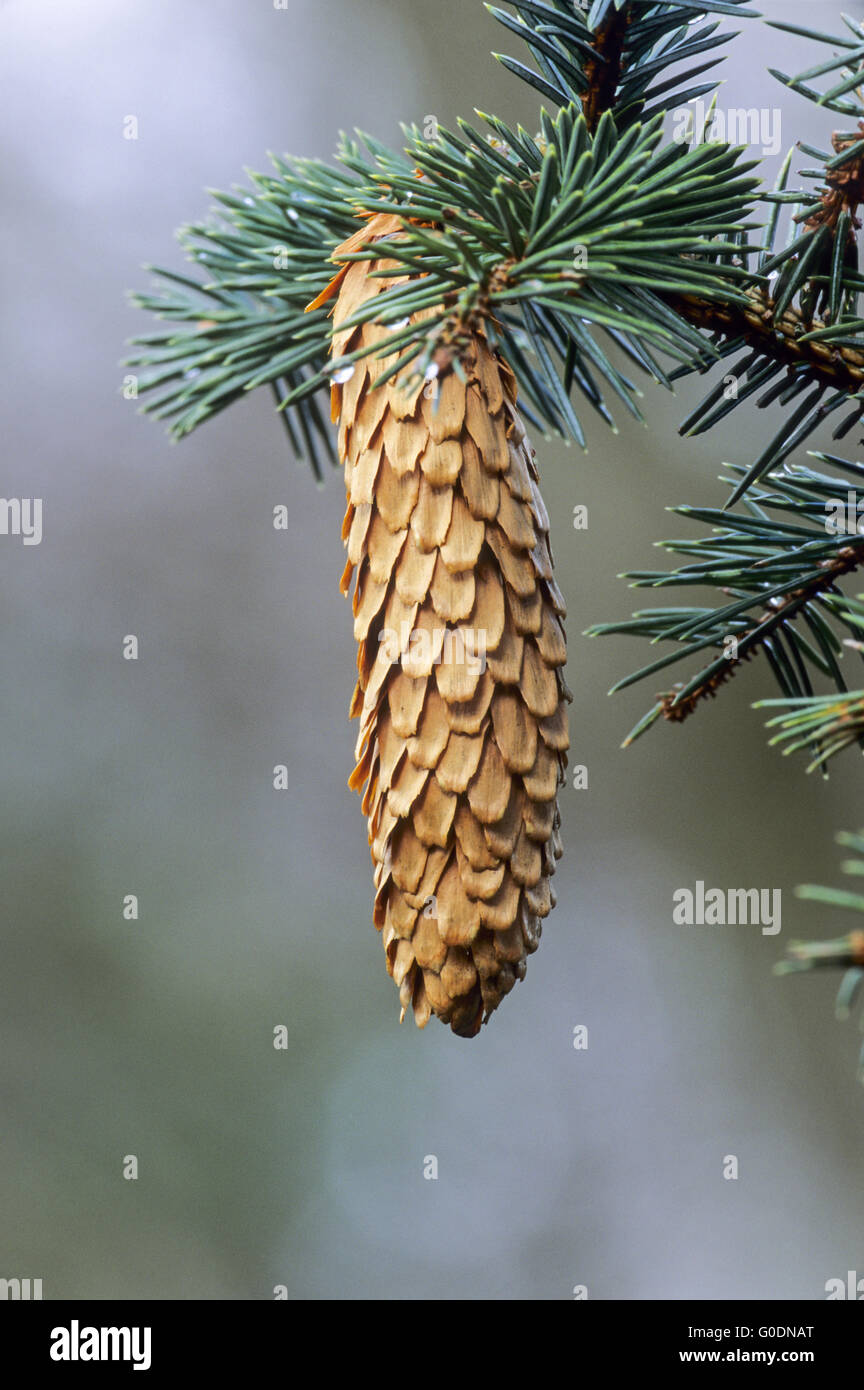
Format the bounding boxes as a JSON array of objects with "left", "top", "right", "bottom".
[{"left": 0, "top": 1300, "right": 858, "bottom": 1375}]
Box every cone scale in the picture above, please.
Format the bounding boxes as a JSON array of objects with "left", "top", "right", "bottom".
[{"left": 322, "top": 214, "right": 570, "bottom": 1037}]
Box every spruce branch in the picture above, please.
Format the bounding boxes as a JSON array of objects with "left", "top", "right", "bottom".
[
  {"left": 128, "top": 2, "right": 864, "bottom": 494},
  {"left": 681, "top": 28, "right": 864, "bottom": 484},
  {"left": 759, "top": 687, "right": 864, "bottom": 771},
  {"left": 778, "top": 829, "right": 864, "bottom": 1082},
  {"left": 587, "top": 456, "right": 864, "bottom": 746},
  {"left": 671, "top": 289, "right": 864, "bottom": 396},
  {"left": 126, "top": 153, "right": 365, "bottom": 477},
  {"left": 661, "top": 120, "right": 864, "bottom": 503},
  {"left": 128, "top": 15, "right": 760, "bottom": 470},
  {"left": 326, "top": 107, "right": 758, "bottom": 415},
  {"left": 491, "top": 1, "right": 760, "bottom": 131},
  {"left": 586, "top": 13, "right": 864, "bottom": 750},
  {"left": 553, "top": 6, "right": 864, "bottom": 500}
]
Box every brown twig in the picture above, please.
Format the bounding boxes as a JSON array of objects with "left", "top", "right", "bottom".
[
  {"left": 581, "top": 9, "right": 631, "bottom": 135},
  {"left": 660, "top": 544, "right": 864, "bottom": 723},
  {"left": 670, "top": 287, "right": 864, "bottom": 392}
]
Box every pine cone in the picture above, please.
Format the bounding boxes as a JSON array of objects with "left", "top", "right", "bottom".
[{"left": 321, "top": 214, "right": 569, "bottom": 1037}]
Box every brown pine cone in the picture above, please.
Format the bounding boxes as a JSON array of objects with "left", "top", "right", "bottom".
[{"left": 320, "top": 213, "right": 569, "bottom": 1037}]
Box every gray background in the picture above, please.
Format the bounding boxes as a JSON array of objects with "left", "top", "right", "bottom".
[{"left": 1, "top": 0, "right": 863, "bottom": 1300}]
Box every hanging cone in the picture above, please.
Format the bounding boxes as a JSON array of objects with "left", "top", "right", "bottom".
[{"left": 316, "top": 213, "right": 570, "bottom": 1037}]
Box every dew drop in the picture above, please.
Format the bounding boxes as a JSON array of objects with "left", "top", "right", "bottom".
[{"left": 332, "top": 364, "right": 356, "bottom": 384}]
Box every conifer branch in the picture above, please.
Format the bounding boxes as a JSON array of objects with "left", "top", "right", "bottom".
[
  {"left": 588, "top": 457, "right": 864, "bottom": 746},
  {"left": 778, "top": 830, "right": 864, "bottom": 1082},
  {"left": 127, "top": 1, "right": 761, "bottom": 469},
  {"left": 560, "top": 6, "right": 864, "bottom": 498},
  {"left": 671, "top": 289, "right": 864, "bottom": 394},
  {"left": 589, "top": 9, "right": 864, "bottom": 756},
  {"left": 759, "top": 687, "right": 864, "bottom": 771}
]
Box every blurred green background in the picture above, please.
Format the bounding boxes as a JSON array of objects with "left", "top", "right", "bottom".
[{"left": 1, "top": 0, "right": 863, "bottom": 1300}]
